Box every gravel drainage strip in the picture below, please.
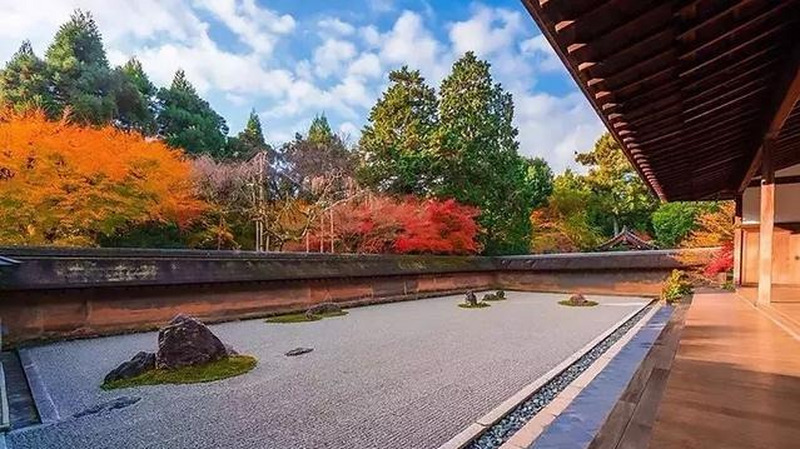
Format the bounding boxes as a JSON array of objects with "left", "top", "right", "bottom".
[{"left": 439, "top": 301, "right": 657, "bottom": 449}]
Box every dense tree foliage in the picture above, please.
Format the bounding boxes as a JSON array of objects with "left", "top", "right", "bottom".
[
  {"left": 575, "top": 133, "right": 658, "bottom": 236},
  {"left": 0, "top": 41, "right": 54, "bottom": 114},
  {"left": 299, "top": 196, "right": 480, "bottom": 255},
  {"left": 45, "top": 10, "right": 117, "bottom": 125},
  {"left": 282, "top": 114, "right": 354, "bottom": 185},
  {"left": 0, "top": 109, "right": 204, "bottom": 246},
  {"left": 530, "top": 171, "right": 601, "bottom": 253},
  {"left": 651, "top": 202, "right": 714, "bottom": 248},
  {"left": 434, "top": 52, "right": 548, "bottom": 254},
  {"left": 357, "top": 67, "right": 438, "bottom": 194},
  {"left": 228, "top": 109, "right": 271, "bottom": 159},
  {"left": 114, "top": 58, "right": 157, "bottom": 135},
  {"left": 156, "top": 70, "right": 229, "bottom": 158}
]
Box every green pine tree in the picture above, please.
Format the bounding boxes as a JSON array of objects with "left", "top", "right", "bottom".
[
  {"left": 227, "top": 109, "right": 272, "bottom": 160},
  {"left": 45, "top": 9, "right": 116, "bottom": 124},
  {"left": 308, "top": 114, "right": 333, "bottom": 145},
  {"left": 357, "top": 67, "right": 438, "bottom": 194},
  {"left": 114, "top": 57, "right": 157, "bottom": 135},
  {"left": 435, "top": 51, "right": 539, "bottom": 254},
  {"left": 0, "top": 41, "right": 55, "bottom": 114},
  {"left": 156, "top": 69, "right": 229, "bottom": 157}
]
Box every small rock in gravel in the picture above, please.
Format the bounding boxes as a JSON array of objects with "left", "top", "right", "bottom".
[
  {"left": 73, "top": 396, "right": 141, "bottom": 418},
  {"left": 104, "top": 351, "right": 155, "bottom": 383},
  {"left": 285, "top": 347, "right": 314, "bottom": 357}
]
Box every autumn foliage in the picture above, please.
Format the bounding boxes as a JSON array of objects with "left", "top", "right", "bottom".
[
  {"left": 0, "top": 109, "right": 204, "bottom": 246},
  {"left": 298, "top": 196, "right": 481, "bottom": 255},
  {"left": 679, "top": 201, "right": 735, "bottom": 280}
]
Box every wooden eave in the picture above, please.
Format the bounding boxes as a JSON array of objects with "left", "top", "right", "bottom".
[{"left": 522, "top": 0, "right": 800, "bottom": 201}]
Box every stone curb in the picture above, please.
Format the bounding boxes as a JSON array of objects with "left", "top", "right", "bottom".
[
  {"left": 499, "top": 303, "right": 662, "bottom": 449},
  {"left": 18, "top": 349, "right": 59, "bottom": 424},
  {"left": 0, "top": 363, "right": 9, "bottom": 432},
  {"left": 435, "top": 299, "right": 654, "bottom": 449}
]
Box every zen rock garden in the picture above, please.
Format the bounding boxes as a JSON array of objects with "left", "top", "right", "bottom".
[
  {"left": 459, "top": 290, "right": 506, "bottom": 309},
  {"left": 103, "top": 314, "right": 257, "bottom": 389}
]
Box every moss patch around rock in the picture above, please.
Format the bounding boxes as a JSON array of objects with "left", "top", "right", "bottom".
[
  {"left": 265, "top": 310, "right": 348, "bottom": 323},
  {"left": 558, "top": 299, "right": 599, "bottom": 307},
  {"left": 458, "top": 302, "right": 491, "bottom": 309},
  {"left": 102, "top": 355, "right": 257, "bottom": 390}
]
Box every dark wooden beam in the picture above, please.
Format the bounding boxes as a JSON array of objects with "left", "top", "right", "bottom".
[
  {"left": 748, "top": 174, "right": 800, "bottom": 188},
  {"left": 738, "top": 39, "right": 800, "bottom": 191}
]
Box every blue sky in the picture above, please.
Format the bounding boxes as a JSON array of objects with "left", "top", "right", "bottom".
[{"left": 0, "top": 0, "right": 604, "bottom": 172}]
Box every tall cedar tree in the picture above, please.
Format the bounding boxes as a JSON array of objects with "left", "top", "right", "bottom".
[
  {"left": 575, "top": 133, "right": 657, "bottom": 237},
  {"left": 436, "top": 52, "right": 547, "bottom": 254},
  {"left": 45, "top": 10, "right": 117, "bottom": 124},
  {"left": 156, "top": 69, "right": 229, "bottom": 158},
  {"left": 114, "top": 57, "right": 157, "bottom": 135},
  {"left": 0, "top": 41, "right": 55, "bottom": 114},
  {"left": 357, "top": 67, "right": 438, "bottom": 194},
  {"left": 227, "top": 109, "right": 273, "bottom": 160}
]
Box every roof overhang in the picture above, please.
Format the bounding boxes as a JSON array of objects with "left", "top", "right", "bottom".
[{"left": 522, "top": 0, "right": 800, "bottom": 201}]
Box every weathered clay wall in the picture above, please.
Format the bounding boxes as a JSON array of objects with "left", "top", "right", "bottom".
[{"left": 0, "top": 248, "right": 712, "bottom": 346}]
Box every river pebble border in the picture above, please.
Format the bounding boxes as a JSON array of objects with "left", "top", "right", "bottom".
[{"left": 466, "top": 304, "right": 654, "bottom": 449}]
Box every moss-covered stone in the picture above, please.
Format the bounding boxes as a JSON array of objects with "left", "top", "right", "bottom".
[
  {"left": 558, "top": 298, "right": 598, "bottom": 307},
  {"left": 101, "top": 355, "right": 257, "bottom": 390},
  {"left": 458, "top": 302, "right": 490, "bottom": 309},
  {"left": 265, "top": 310, "right": 348, "bottom": 323}
]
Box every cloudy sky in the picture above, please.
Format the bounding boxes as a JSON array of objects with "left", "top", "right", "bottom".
[{"left": 0, "top": 0, "right": 604, "bottom": 172}]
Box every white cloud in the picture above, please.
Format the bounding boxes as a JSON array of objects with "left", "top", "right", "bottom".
[
  {"left": 318, "top": 17, "right": 355, "bottom": 36},
  {"left": 379, "top": 11, "right": 447, "bottom": 82},
  {"left": 0, "top": 0, "right": 207, "bottom": 62},
  {"left": 339, "top": 121, "right": 359, "bottom": 138},
  {"left": 514, "top": 92, "right": 603, "bottom": 172},
  {"left": 368, "top": 0, "right": 395, "bottom": 13},
  {"left": 359, "top": 26, "right": 382, "bottom": 48},
  {"left": 348, "top": 53, "right": 382, "bottom": 79},
  {"left": 135, "top": 35, "right": 295, "bottom": 96},
  {"left": 194, "top": 0, "right": 295, "bottom": 56},
  {"left": 520, "top": 34, "right": 561, "bottom": 72},
  {"left": 313, "top": 38, "right": 357, "bottom": 78},
  {"left": 449, "top": 6, "right": 523, "bottom": 58}
]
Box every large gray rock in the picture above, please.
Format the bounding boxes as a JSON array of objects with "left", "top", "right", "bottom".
[
  {"left": 156, "top": 315, "right": 229, "bottom": 370},
  {"left": 104, "top": 351, "right": 155, "bottom": 383}
]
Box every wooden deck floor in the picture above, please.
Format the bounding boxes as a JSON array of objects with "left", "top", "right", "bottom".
[{"left": 648, "top": 292, "right": 800, "bottom": 449}]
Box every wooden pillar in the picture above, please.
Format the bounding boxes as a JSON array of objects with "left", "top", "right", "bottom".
[
  {"left": 733, "top": 194, "right": 743, "bottom": 286},
  {"left": 758, "top": 140, "right": 775, "bottom": 306}
]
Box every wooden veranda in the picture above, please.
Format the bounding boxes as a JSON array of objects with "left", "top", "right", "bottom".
[{"left": 521, "top": 1, "right": 800, "bottom": 448}]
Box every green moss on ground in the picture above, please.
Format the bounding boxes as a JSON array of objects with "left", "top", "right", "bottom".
[
  {"left": 102, "top": 355, "right": 257, "bottom": 390},
  {"left": 458, "top": 302, "right": 491, "bottom": 309},
  {"left": 265, "top": 310, "right": 348, "bottom": 323},
  {"left": 558, "top": 299, "right": 599, "bottom": 307}
]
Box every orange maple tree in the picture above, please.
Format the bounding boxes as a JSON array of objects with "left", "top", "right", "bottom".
[{"left": 0, "top": 109, "right": 205, "bottom": 246}]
